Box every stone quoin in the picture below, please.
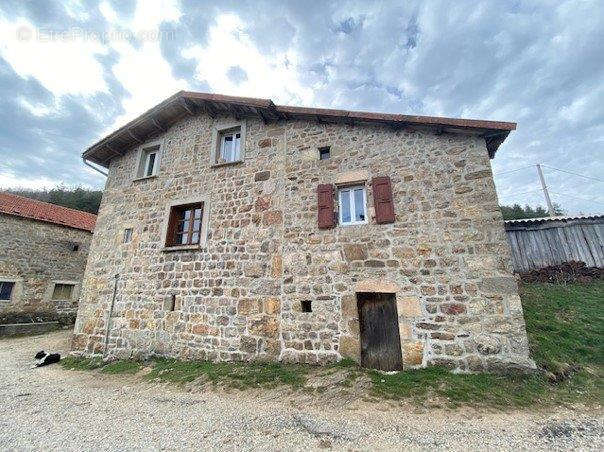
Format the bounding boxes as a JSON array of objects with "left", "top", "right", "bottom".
[{"left": 71, "top": 91, "right": 535, "bottom": 373}]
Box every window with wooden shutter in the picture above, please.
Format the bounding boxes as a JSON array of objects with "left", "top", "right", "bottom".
[
  {"left": 372, "top": 176, "right": 395, "bottom": 224},
  {"left": 165, "top": 203, "right": 203, "bottom": 246},
  {"left": 317, "top": 184, "right": 335, "bottom": 229}
]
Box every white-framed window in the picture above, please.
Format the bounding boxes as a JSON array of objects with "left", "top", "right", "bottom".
[
  {"left": 0, "top": 281, "right": 15, "bottom": 301},
  {"left": 218, "top": 128, "right": 241, "bottom": 163},
  {"left": 338, "top": 185, "right": 367, "bottom": 226},
  {"left": 135, "top": 142, "right": 161, "bottom": 179},
  {"left": 51, "top": 283, "right": 75, "bottom": 301}
]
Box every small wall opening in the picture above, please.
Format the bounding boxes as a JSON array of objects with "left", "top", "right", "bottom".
[
  {"left": 168, "top": 294, "right": 176, "bottom": 311},
  {"left": 318, "top": 146, "right": 331, "bottom": 160},
  {"left": 301, "top": 300, "right": 312, "bottom": 312}
]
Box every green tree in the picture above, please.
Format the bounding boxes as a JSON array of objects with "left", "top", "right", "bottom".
[{"left": 500, "top": 203, "right": 564, "bottom": 220}]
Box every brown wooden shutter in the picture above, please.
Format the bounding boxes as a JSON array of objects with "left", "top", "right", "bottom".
[
  {"left": 317, "top": 184, "right": 335, "bottom": 229},
  {"left": 165, "top": 207, "right": 178, "bottom": 246},
  {"left": 372, "top": 176, "right": 395, "bottom": 224}
]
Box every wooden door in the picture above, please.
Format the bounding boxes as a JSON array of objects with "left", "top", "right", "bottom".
[{"left": 357, "top": 292, "right": 403, "bottom": 371}]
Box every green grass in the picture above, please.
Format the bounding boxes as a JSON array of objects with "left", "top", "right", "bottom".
[
  {"left": 61, "top": 356, "right": 104, "bottom": 371},
  {"left": 101, "top": 360, "right": 142, "bottom": 374},
  {"left": 367, "top": 281, "right": 603, "bottom": 407},
  {"left": 58, "top": 281, "right": 603, "bottom": 408},
  {"left": 145, "top": 358, "right": 308, "bottom": 389}
]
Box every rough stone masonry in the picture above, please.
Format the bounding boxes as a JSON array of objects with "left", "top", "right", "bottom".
[{"left": 72, "top": 94, "right": 535, "bottom": 373}]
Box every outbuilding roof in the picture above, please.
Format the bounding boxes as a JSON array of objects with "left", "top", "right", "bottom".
[
  {"left": 0, "top": 192, "right": 97, "bottom": 232},
  {"left": 83, "top": 91, "right": 516, "bottom": 167}
]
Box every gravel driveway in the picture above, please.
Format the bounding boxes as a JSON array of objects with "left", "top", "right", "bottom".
[{"left": 0, "top": 331, "right": 602, "bottom": 451}]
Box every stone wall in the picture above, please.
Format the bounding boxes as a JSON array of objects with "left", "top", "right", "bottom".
[
  {"left": 72, "top": 112, "right": 535, "bottom": 372},
  {"left": 0, "top": 214, "right": 92, "bottom": 323}
]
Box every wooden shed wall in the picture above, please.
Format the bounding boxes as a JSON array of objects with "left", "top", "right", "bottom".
[{"left": 505, "top": 219, "right": 604, "bottom": 272}]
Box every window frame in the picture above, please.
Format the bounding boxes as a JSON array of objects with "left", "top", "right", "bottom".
[
  {"left": 134, "top": 139, "right": 163, "bottom": 181},
  {"left": 0, "top": 281, "right": 15, "bottom": 301},
  {"left": 166, "top": 203, "right": 204, "bottom": 247},
  {"left": 161, "top": 196, "right": 211, "bottom": 251},
  {"left": 51, "top": 283, "right": 75, "bottom": 301},
  {"left": 338, "top": 185, "right": 368, "bottom": 226},
  {"left": 45, "top": 280, "right": 79, "bottom": 304},
  {"left": 210, "top": 121, "right": 246, "bottom": 167}
]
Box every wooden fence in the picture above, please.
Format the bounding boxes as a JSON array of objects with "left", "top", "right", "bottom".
[{"left": 504, "top": 216, "right": 604, "bottom": 272}]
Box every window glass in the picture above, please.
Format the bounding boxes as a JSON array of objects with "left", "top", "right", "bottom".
[
  {"left": 319, "top": 147, "right": 330, "bottom": 160},
  {"left": 0, "top": 281, "right": 14, "bottom": 301},
  {"left": 339, "top": 185, "right": 366, "bottom": 225},
  {"left": 340, "top": 190, "right": 351, "bottom": 223},
  {"left": 218, "top": 128, "right": 242, "bottom": 163},
  {"left": 354, "top": 188, "right": 365, "bottom": 222},
  {"left": 145, "top": 152, "right": 156, "bottom": 176},
  {"left": 123, "top": 228, "right": 133, "bottom": 243}
]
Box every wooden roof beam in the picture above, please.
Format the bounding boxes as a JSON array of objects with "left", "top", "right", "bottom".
[
  {"left": 128, "top": 129, "right": 143, "bottom": 143},
  {"left": 179, "top": 97, "right": 196, "bottom": 115},
  {"left": 152, "top": 118, "right": 166, "bottom": 132}
]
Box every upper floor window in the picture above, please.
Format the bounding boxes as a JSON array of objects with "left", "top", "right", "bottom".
[
  {"left": 52, "top": 283, "right": 75, "bottom": 301},
  {"left": 0, "top": 281, "right": 14, "bottom": 301},
  {"left": 166, "top": 203, "right": 203, "bottom": 247},
  {"left": 218, "top": 127, "right": 241, "bottom": 163},
  {"left": 136, "top": 143, "right": 160, "bottom": 179},
  {"left": 338, "top": 185, "right": 367, "bottom": 226}
]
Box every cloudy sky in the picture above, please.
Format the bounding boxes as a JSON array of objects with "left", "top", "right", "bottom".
[{"left": 0, "top": 0, "right": 602, "bottom": 214}]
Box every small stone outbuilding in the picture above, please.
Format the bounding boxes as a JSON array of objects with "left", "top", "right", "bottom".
[
  {"left": 0, "top": 193, "right": 96, "bottom": 324},
  {"left": 72, "top": 91, "right": 535, "bottom": 373}
]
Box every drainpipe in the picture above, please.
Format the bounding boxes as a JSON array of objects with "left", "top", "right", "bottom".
[
  {"left": 83, "top": 157, "right": 108, "bottom": 177},
  {"left": 103, "top": 273, "right": 119, "bottom": 358}
]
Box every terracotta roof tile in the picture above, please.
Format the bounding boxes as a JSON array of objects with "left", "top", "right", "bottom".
[{"left": 0, "top": 192, "right": 96, "bottom": 232}]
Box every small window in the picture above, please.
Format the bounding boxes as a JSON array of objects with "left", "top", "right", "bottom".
[
  {"left": 301, "top": 300, "right": 312, "bottom": 313},
  {"left": 71, "top": 243, "right": 79, "bottom": 252},
  {"left": 318, "top": 146, "right": 331, "bottom": 160},
  {"left": 137, "top": 145, "right": 160, "bottom": 178},
  {"left": 0, "top": 281, "right": 15, "bottom": 301},
  {"left": 123, "top": 228, "right": 133, "bottom": 243},
  {"left": 166, "top": 203, "right": 203, "bottom": 247},
  {"left": 52, "top": 283, "right": 74, "bottom": 301},
  {"left": 338, "top": 185, "right": 367, "bottom": 226},
  {"left": 217, "top": 128, "right": 241, "bottom": 163}
]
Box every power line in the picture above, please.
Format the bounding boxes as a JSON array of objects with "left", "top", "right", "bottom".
[
  {"left": 493, "top": 165, "right": 536, "bottom": 176},
  {"left": 549, "top": 191, "right": 604, "bottom": 207},
  {"left": 541, "top": 165, "right": 604, "bottom": 183}
]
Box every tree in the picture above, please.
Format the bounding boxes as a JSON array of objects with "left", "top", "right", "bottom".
[
  {"left": 500, "top": 203, "right": 564, "bottom": 220},
  {"left": 5, "top": 185, "right": 103, "bottom": 214}
]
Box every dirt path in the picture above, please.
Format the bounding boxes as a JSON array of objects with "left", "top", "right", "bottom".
[{"left": 0, "top": 331, "right": 601, "bottom": 451}]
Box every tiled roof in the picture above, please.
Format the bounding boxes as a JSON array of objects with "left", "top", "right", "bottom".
[
  {"left": 83, "top": 91, "right": 517, "bottom": 167},
  {"left": 0, "top": 192, "right": 96, "bottom": 232}
]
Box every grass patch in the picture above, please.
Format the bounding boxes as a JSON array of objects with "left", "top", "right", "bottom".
[
  {"left": 101, "top": 360, "right": 142, "bottom": 374},
  {"left": 369, "top": 281, "right": 603, "bottom": 407},
  {"left": 145, "top": 358, "right": 308, "bottom": 389},
  {"left": 61, "top": 356, "right": 104, "bottom": 371}
]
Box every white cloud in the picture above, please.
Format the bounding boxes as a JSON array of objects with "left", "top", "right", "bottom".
[
  {"left": 183, "top": 14, "right": 314, "bottom": 105},
  {"left": 0, "top": 17, "right": 108, "bottom": 96},
  {"left": 0, "top": 169, "right": 57, "bottom": 190}
]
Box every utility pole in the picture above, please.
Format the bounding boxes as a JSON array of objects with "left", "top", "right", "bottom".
[{"left": 536, "top": 164, "right": 554, "bottom": 216}]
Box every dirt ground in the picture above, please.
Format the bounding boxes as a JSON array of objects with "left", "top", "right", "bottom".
[{"left": 0, "top": 331, "right": 602, "bottom": 451}]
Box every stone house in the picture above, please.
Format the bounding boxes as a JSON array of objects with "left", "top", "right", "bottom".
[
  {"left": 0, "top": 193, "right": 96, "bottom": 323},
  {"left": 72, "top": 91, "right": 535, "bottom": 372}
]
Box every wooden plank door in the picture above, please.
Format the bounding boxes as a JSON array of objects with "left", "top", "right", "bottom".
[{"left": 357, "top": 292, "right": 403, "bottom": 371}]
